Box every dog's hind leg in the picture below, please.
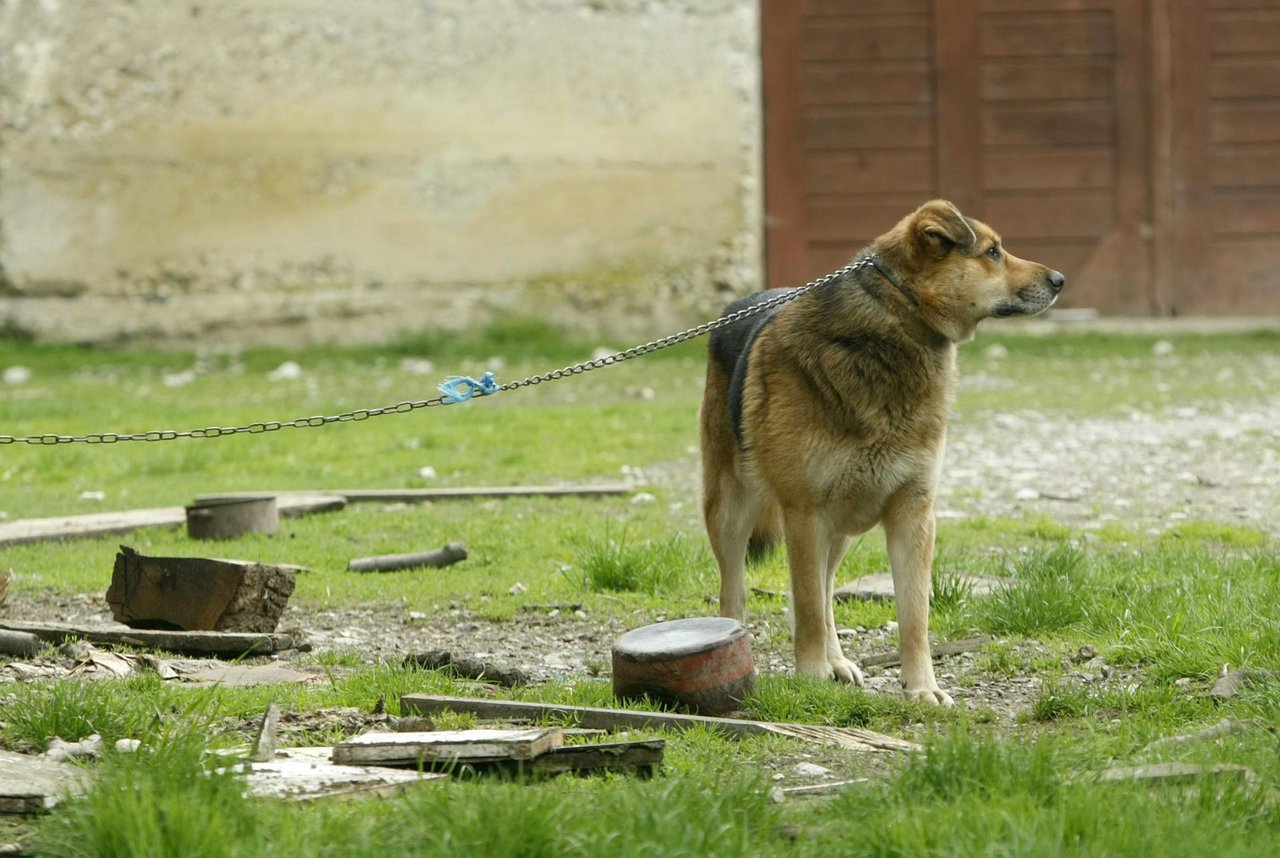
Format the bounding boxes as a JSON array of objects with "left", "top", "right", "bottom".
[
  {"left": 884, "top": 495, "right": 953, "bottom": 706},
  {"left": 822, "top": 534, "right": 864, "bottom": 686}
]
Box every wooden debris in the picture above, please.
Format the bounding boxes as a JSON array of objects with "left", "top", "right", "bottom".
[
  {"left": 0, "top": 749, "right": 87, "bottom": 813},
  {"left": 224, "top": 747, "right": 446, "bottom": 802},
  {"left": 0, "top": 620, "right": 302, "bottom": 656},
  {"left": 201, "top": 484, "right": 633, "bottom": 505},
  {"left": 1209, "top": 668, "right": 1278, "bottom": 700},
  {"left": 834, "top": 572, "right": 1003, "bottom": 602},
  {"left": 0, "top": 568, "right": 8, "bottom": 606},
  {"left": 252, "top": 704, "right": 281, "bottom": 763},
  {"left": 400, "top": 695, "right": 919, "bottom": 753},
  {"left": 530, "top": 738, "right": 665, "bottom": 777},
  {"left": 183, "top": 664, "right": 317, "bottom": 687},
  {"left": 0, "top": 494, "right": 345, "bottom": 547},
  {"left": 0, "top": 629, "right": 40, "bottom": 658},
  {"left": 777, "top": 778, "right": 870, "bottom": 800},
  {"left": 186, "top": 496, "right": 279, "bottom": 540},
  {"left": 1095, "top": 762, "right": 1256, "bottom": 785},
  {"left": 348, "top": 543, "right": 468, "bottom": 573},
  {"left": 859, "top": 635, "right": 994, "bottom": 670},
  {"left": 1143, "top": 718, "right": 1250, "bottom": 753},
  {"left": 404, "top": 650, "right": 530, "bottom": 686},
  {"left": 106, "top": 546, "right": 296, "bottom": 633},
  {"left": 333, "top": 728, "right": 564, "bottom": 767},
  {"left": 69, "top": 650, "right": 135, "bottom": 679}
]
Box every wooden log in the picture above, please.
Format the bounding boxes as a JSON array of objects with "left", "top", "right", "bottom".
[
  {"left": 198, "top": 484, "right": 633, "bottom": 504},
  {"left": 404, "top": 650, "right": 530, "bottom": 686},
  {"left": 186, "top": 496, "right": 279, "bottom": 540},
  {"left": 0, "top": 620, "right": 302, "bottom": 657},
  {"left": 348, "top": 543, "right": 468, "bottom": 573},
  {"left": 0, "top": 629, "right": 41, "bottom": 658},
  {"left": 399, "top": 695, "right": 919, "bottom": 753},
  {"left": 0, "top": 494, "right": 345, "bottom": 547},
  {"left": 858, "top": 635, "right": 994, "bottom": 670},
  {"left": 106, "top": 545, "right": 296, "bottom": 633},
  {"left": 332, "top": 728, "right": 564, "bottom": 767}
]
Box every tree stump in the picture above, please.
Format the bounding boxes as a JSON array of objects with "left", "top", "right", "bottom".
[{"left": 106, "top": 546, "right": 297, "bottom": 633}]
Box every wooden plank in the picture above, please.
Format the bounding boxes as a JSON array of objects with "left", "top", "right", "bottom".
[
  {"left": 0, "top": 620, "right": 301, "bottom": 656},
  {"left": 800, "top": 19, "right": 932, "bottom": 61},
  {"left": 1210, "top": 10, "right": 1280, "bottom": 55},
  {"left": 834, "top": 573, "right": 1003, "bottom": 602},
  {"left": 529, "top": 738, "right": 666, "bottom": 776},
  {"left": 982, "top": 0, "right": 1116, "bottom": 10},
  {"left": 982, "top": 59, "right": 1115, "bottom": 101},
  {"left": 982, "top": 192, "right": 1116, "bottom": 239},
  {"left": 859, "top": 636, "right": 995, "bottom": 670},
  {"left": 803, "top": 105, "right": 933, "bottom": 150},
  {"left": 1211, "top": 146, "right": 1280, "bottom": 187},
  {"left": 981, "top": 14, "right": 1117, "bottom": 58},
  {"left": 399, "top": 695, "right": 920, "bottom": 753},
  {"left": 0, "top": 494, "right": 344, "bottom": 547},
  {"left": 984, "top": 147, "right": 1115, "bottom": 190},
  {"left": 183, "top": 664, "right": 317, "bottom": 687},
  {"left": 936, "top": 0, "right": 983, "bottom": 212},
  {"left": 1208, "top": 195, "right": 1280, "bottom": 233},
  {"left": 1210, "top": 58, "right": 1280, "bottom": 98},
  {"left": 198, "top": 484, "right": 632, "bottom": 504},
  {"left": 808, "top": 0, "right": 931, "bottom": 15},
  {"left": 802, "top": 62, "right": 933, "bottom": 106},
  {"left": 804, "top": 152, "right": 934, "bottom": 195},
  {"left": 806, "top": 194, "right": 930, "bottom": 243},
  {"left": 1112, "top": 0, "right": 1155, "bottom": 313},
  {"left": 332, "top": 729, "right": 564, "bottom": 766},
  {"left": 762, "top": 0, "right": 808, "bottom": 289},
  {"left": 983, "top": 105, "right": 1116, "bottom": 146},
  {"left": 1212, "top": 103, "right": 1280, "bottom": 143},
  {"left": 0, "top": 749, "right": 87, "bottom": 813},
  {"left": 223, "top": 749, "right": 446, "bottom": 802}
]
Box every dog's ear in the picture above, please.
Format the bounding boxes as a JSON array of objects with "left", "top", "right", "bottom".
[{"left": 913, "top": 200, "right": 977, "bottom": 258}]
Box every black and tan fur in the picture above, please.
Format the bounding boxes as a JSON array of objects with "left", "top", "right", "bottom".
[{"left": 701, "top": 200, "right": 1064, "bottom": 705}]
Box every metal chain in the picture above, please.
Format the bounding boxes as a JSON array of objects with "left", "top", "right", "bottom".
[{"left": 0, "top": 257, "right": 871, "bottom": 446}]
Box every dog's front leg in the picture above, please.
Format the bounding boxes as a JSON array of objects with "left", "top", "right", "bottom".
[
  {"left": 884, "top": 497, "right": 954, "bottom": 706},
  {"left": 784, "top": 511, "right": 837, "bottom": 679}
]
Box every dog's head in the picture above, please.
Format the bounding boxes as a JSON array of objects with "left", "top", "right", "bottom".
[{"left": 875, "top": 199, "right": 1065, "bottom": 342}]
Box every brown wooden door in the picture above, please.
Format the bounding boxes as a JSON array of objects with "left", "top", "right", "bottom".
[{"left": 762, "top": 0, "right": 1280, "bottom": 316}]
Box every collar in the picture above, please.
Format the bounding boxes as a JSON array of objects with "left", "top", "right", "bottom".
[{"left": 865, "top": 254, "right": 919, "bottom": 307}]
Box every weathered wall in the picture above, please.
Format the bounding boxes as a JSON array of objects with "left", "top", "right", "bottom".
[{"left": 0, "top": 0, "right": 761, "bottom": 346}]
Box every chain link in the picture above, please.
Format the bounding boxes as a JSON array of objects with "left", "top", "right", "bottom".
[{"left": 0, "top": 258, "right": 871, "bottom": 446}]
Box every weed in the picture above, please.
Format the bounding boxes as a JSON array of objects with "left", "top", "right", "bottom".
[
  {"left": 971, "top": 545, "right": 1087, "bottom": 635},
  {"left": 571, "top": 529, "right": 712, "bottom": 596}
]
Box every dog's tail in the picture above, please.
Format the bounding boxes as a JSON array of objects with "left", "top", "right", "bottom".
[{"left": 746, "top": 499, "right": 783, "bottom": 564}]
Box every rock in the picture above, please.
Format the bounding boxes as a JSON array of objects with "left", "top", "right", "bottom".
[
  {"left": 791, "top": 762, "right": 832, "bottom": 779},
  {"left": 45, "top": 735, "right": 104, "bottom": 762},
  {"left": 2, "top": 366, "right": 31, "bottom": 385},
  {"left": 267, "top": 361, "right": 302, "bottom": 381},
  {"left": 1209, "top": 668, "right": 1278, "bottom": 700}
]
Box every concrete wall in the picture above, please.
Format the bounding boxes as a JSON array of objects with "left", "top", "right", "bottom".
[{"left": 0, "top": 0, "right": 761, "bottom": 346}]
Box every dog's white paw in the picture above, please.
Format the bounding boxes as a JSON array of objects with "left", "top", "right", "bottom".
[
  {"left": 831, "top": 656, "right": 865, "bottom": 687},
  {"left": 903, "top": 685, "right": 954, "bottom": 706}
]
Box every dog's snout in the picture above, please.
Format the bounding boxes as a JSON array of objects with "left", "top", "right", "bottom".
[{"left": 1046, "top": 270, "right": 1065, "bottom": 293}]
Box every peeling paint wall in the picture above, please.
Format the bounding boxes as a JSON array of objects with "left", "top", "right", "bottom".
[{"left": 0, "top": 0, "right": 761, "bottom": 345}]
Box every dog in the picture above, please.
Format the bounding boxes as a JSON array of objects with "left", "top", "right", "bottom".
[{"left": 700, "top": 199, "right": 1064, "bottom": 705}]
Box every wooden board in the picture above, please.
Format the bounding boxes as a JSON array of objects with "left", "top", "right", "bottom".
[
  {"left": 0, "top": 749, "right": 86, "bottom": 814},
  {"left": 0, "top": 620, "right": 301, "bottom": 656},
  {"left": 332, "top": 728, "right": 564, "bottom": 767},
  {"left": 400, "top": 695, "right": 919, "bottom": 753},
  {"left": 0, "top": 494, "right": 344, "bottom": 547},
  {"left": 530, "top": 739, "right": 665, "bottom": 776},
  {"left": 858, "top": 636, "right": 995, "bottom": 670},
  {"left": 224, "top": 750, "right": 446, "bottom": 802},
  {"left": 834, "top": 573, "right": 1003, "bottom": 603}
]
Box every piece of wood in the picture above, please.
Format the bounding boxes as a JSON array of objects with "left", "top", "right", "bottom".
[
  {"left": 0, "top": 749, "right": 87, "bottom": 813},
  {"left": 0, "top": 620, "right": 301, "bottom": 656},
  {"left": 184, "top": 664, "right": 316, "bottom": 688},
  {"left": 1142, "top": 718, "right": 1249, "bottom": 754},
  {"left": 0, "top": 494, "right": 345, "bottom": 547},
  {"left": 332, "top": 728, "right": 564, "bottom": 767},
  {"left": 529, "top": 738, "right": 665, "bottom": 777},
  {"left": 252, "top": 704, "right": 281, "bottom": 763},
  {"left": 106, "top": 546, "right": 296, "bottom": 633},
  {"left": 400, "top": 695, "right": 919, "bottom": 753},
  {"left": 858, "top": 635, "right": 994, "bottom": 670},
  {"left": 186, "top": 496, "right": 279, "bottom": 540},
  {"left": 348, "top": 543, "right": 468, "bottom": 573},
  {"left": 1095, "top": 762, "right": 1256, "bottom": 786},
  {"left": 0, "top": 568, "right": 8, "bottom": 606},
  {"left": 198, "top": 484, "right": 632, "bottom": 504},
  {"left": 834, "top": 574, "right": 1003, "bottom": 603},
  {"left": 222, "top": 748, "right": 446, "bottom": 802},
  {"left": 404, "top": 650, "right": 530, "bottom": 687},
  {"left": 0, "top": 629, "right": 40, "bottom": 658}
]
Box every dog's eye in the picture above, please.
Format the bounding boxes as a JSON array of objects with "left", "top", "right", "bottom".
[{"left": 986, "top": 245, "right": 1002, "bottom": 261}]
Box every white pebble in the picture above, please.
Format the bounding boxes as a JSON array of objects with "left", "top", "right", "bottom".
[
  {"left": 114, "top": 738, "right": 142, "bottom": 754},
  {"left": 1152, "top": 340, "right": 1175, "bottom": 356},
  {"left": 2, "top": 366, "right": 31, "bottom": 384},
  {"left": 79, "top": 490, "right": 106, "bottom": 502},
  {"left": 508, "top": 582, "right": 527, "bottom": 596},
  {"left": 791, "top": 762, "right": 833, "bottom": 779},
  {"left": 267, "top": 361, "right": 302, "bottom": 381},
  {"left": 417, "top": 466, "right": 437, "bottom": 480},
  {"left": 983, "top": 344, "right": 1009, "bottom": 360},
  {"left": 630, "top": 492, "right": 657, "bottom": 505},
  {"left": 1014, "top": 488, "right": 1040, "bottom": 501},
  {"left": 163, "top": 369, "right": 196, "bottom": 388}
]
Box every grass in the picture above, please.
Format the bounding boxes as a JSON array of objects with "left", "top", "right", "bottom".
[{"left": 3, "top": 324, "right": 1280, "bottom": 855}]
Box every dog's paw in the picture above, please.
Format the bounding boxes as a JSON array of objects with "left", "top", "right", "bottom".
[
  {"left": 830, "top": 656, "right": 865, "bottom": 687},
  {"left": 903, "top": 685, "right": 954, "bottom": 706}
]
